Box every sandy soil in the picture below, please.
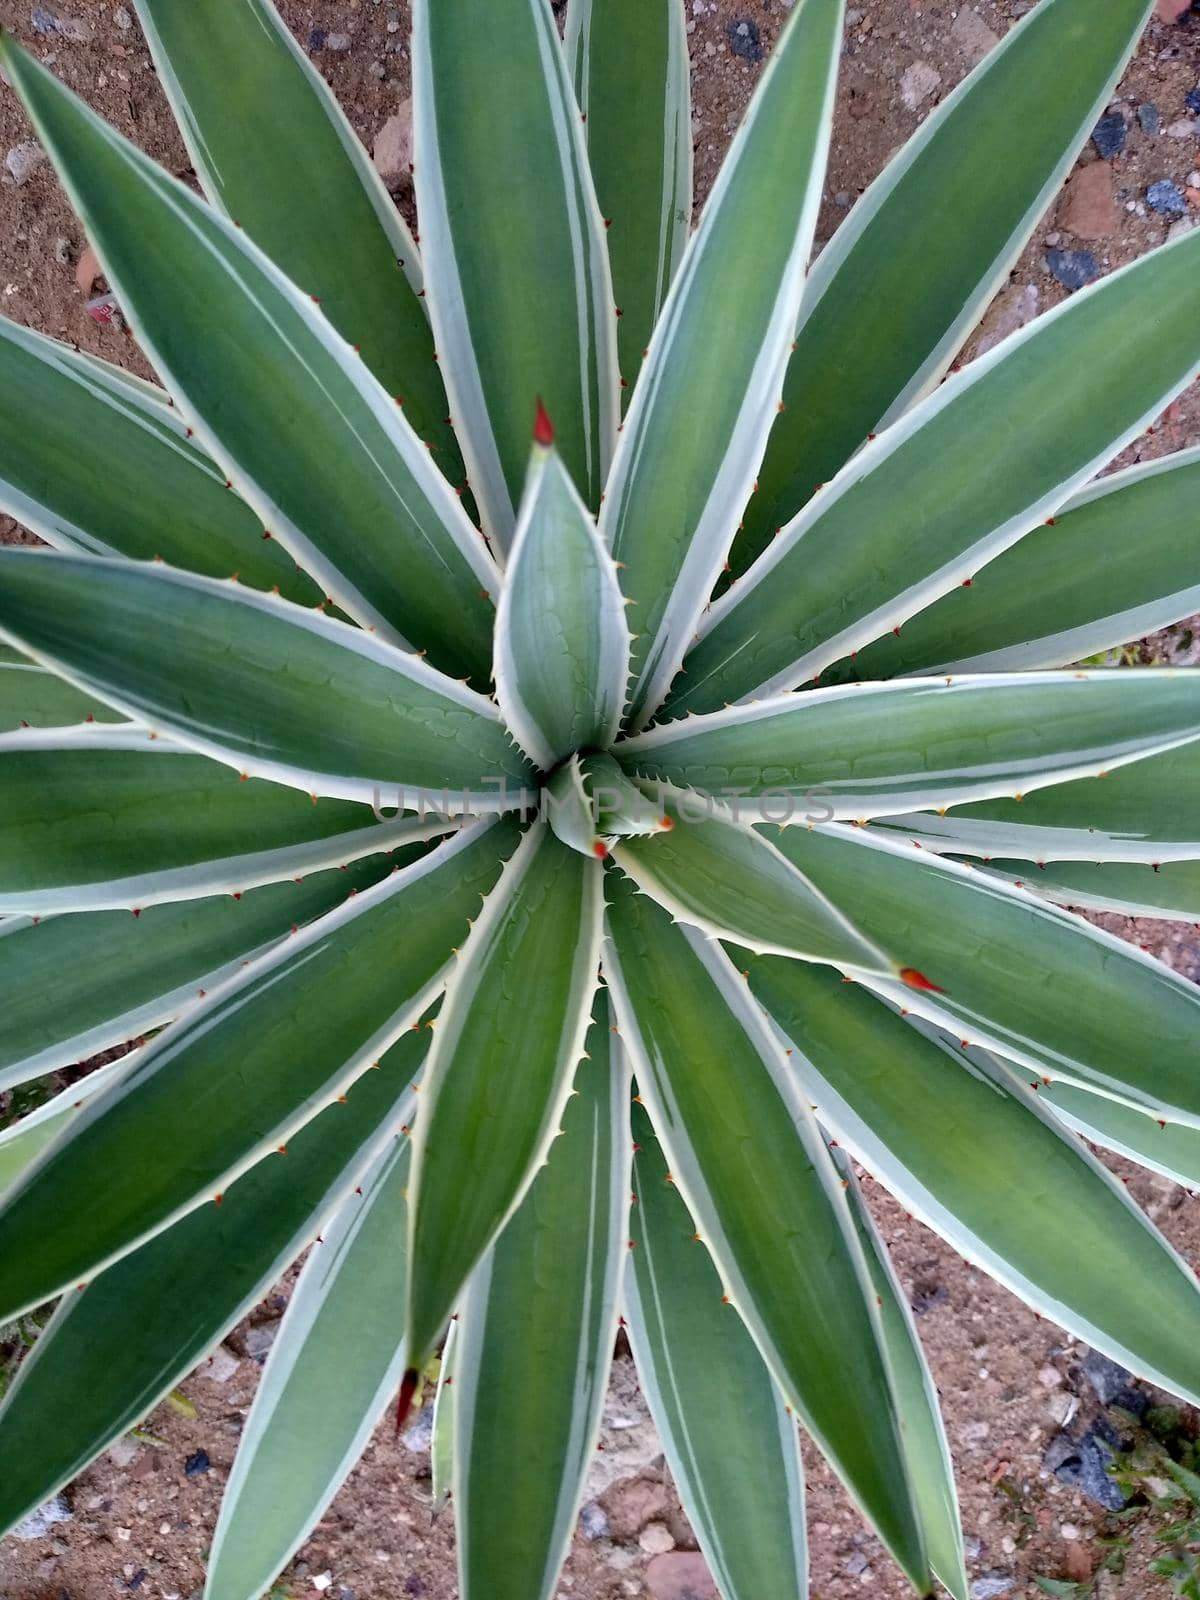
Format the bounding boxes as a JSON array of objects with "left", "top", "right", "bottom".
[{"left": 2, "top": 2, "right": 1200, "bottom": 1598}]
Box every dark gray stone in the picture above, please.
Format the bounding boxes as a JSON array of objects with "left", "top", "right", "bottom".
[
  {"left": 30, "top": 6, "right": 58, "bottom": 32},
  {"left": 1045, "top": 1421, "right": 1127, "bottom": 1510},
  {"left": 308, "top": 27, "right": 327, "bottom": 50},
  {"left": 1138, "top": 103, "right": 1162, "bottom": 135},
  {"left": 1082, "top": 1348, "right": 1132, "bottom": 1405},
  {"left": 727, "top": 18, "right": 763, "bottom": 61},
  {"left": 970, "top": 1578, "right": 1015, "bottom": 1600},
  {"left": 1186, "top": 88, "right": 1200, "bottom": 115},
  {"left": 184, "top": 1449, "right": 210, "bottom": 1477},
  {"left": 1045, "top": 248, "right": 1100, "bottom": 292},
  {"left": 1091, "top": 112, "right": 1127, "bottom": 159}
]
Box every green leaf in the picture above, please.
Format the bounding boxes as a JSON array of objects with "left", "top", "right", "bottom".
[
  {"left": 0, "top": 36, "right": 495, "bottom": 678},
  {"left": 874, "top": 740, "right": 1200, "bottom": 863},
  {"left": 431, "top": 1319, "right": 458, "bottom": 1516},
  {"left": 834, "top": 1154, "right": 967, "bottom": 1600},
  {"left": 205, "top": 1138, "right": 412, "bottom": 1600},
  {"left": 674, "top": 226, "right": 1200, "bottom": 716},
  {"left": 0, "top": 856, "right": 394, "bottom": 1092},
  {"left": 770, "top": 823, "right": 1200, "bottom": 1127},
  {"left": 0, "top": 317, "right": 318, "bottom": 602},
  {"left": 453, "top": 998, "right": 629, "bottom": 1600},
  {"left": 0, "top": 644, "right": 123, "bottom": 732},
  {"left": 0, "top": 1030, "right": 422, "bottom": 1538},
  {"left": 619, "top": 669, "right": 1200, "bottom": 820},
  {"left": 603, "top": 876, "right": 931, "bottom": 1592},
  {"left": 0, "top": 820, "right": 521, "bottom": 1319},
  {"left": 0, "top": 1058, "right": 129, "bottom": 1193},
  {"left": 826, "top": 446, "right": 1200, "bottom": 679},
  {"left": 626, "top": 1105, "right": 808, "bottom": 1600},
  {"left": 0, "top": 554, "right": 533, "bottom": 808},
  {"left": 406, "top": 819, "right": 604, "bottom": 1367},
  {"left": 612, "top": 796, "right": 891, "bottom": 971},
  {"left": 545, "top": 752, "right": 670, "bottom": 858},
  {"left": 0, "top": 730, "right": 453, "bottom": 914},
  {"left": 494, "top": 437, "right": 630, "bottom": 769},
  {"left": 1041, "top": 1079, "right": 1200, "bottom": 1190},
  {"left": 975, "top": 858, "right": 1200, "bottom": 922},
  {"left": 735, "top": 0, "right": 1155, "bottom": 569},
  {"left": 566, "top": 0, "right": 692, "bottom": 397},
  {"left": 412, "top": 0, "right": 618, "bottom": 548},
  {"left": 748, "top": 957, "right": 1200, "bottom": 1404},
  {"left": 133, "top": 0, "right": 463, "bottom": 485},
  {"left": 599, "top": 0, "right": 845, "bottom": 730}
]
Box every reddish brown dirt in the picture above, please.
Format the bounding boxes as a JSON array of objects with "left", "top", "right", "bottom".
[{"left": 2, "top": 3, "right": 1200, "bottom": 1598}]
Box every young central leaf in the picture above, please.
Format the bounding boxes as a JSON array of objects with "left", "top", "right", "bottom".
[{"left": 493, "top": 410, "right": 631, "bottom": 771}]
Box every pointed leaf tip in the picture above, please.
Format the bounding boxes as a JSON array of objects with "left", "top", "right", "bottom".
[
  {"left": 899, "top": 967, "right": 945, "bottom": 995},
  {"left": 533, "top": 397, "right": 556, "bottom": 448},
  {"left": 395, "top": 1367, "right": 420, "bottom": 1434}
]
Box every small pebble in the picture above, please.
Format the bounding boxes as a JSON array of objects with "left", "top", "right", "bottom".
[
  {"left": 579, "top": 1502, "right": 610, "bottom": 1540},
  {"left": 1046, "top": 247, "right": 1100, "bottom": 291},
  {"left": 5, "top": 141, "right": 47, "bottom": 186},
  {"left": 1091, "top": 112, "right": 1126, "bottom": 159},
  {"left": 184, "top": 1450, "right": 210, "bottom": 1478},
  {"left": 30, "top": 5, "right": 58, "bottom": 33},
  {"left": 1186, "top": 88, "right": 1200, "bottom": 115},
  {"left": 1138, "top": 102, "right": 1162, "bottom": 135},
  {"left": 114, "top": 5, "right": 132, "bottom": 29},
  {"left": 308, "top": 27, "right": 327, "bottom": 49},
  {"left": 325, "top": 32, "right": 352, "bottom": 50},
  {"left": 1147, "top": 178, "right": 1188, "bottom": 215},
  {"left": 726, "top": 18, "right": 762, "bottom": 61}
]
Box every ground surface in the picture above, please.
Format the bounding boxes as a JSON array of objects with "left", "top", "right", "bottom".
[{"left": 2, "top": 1, "right": 1200, "bottom": 1598}]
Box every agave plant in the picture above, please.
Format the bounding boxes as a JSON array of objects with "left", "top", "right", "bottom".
[{"left": 2, "top": 0, "right": 1200, "bottom": 1594}]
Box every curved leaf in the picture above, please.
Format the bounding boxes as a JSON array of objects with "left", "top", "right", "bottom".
[
  {"left": 600, "top": 0, "right": 846, "bottom": 730},
  {"left": 0, "top": 729, "right": 453, "bottom": 914},
  {"left": 0, "top": 554, "right": 533, "bottom": 809},
  {"left": 828, "top": 447, "right": 1200, "bottom": 679},
  {"left": 772, "top": 822, "right": 1200, "bottom": 1126},
  {"left": 406, "top": 819, "right": 604, "bottom": 1368},
  {"left": 0, "top": 819, "right": 521, "bottom": 1320},
  {"left": 0, "top": 856, "right": 394, "bottom": 1092},
  {"left": 612, "top": 794, "right": 891, "bottom": 971},
  {"left": 412, "top": 0, "right": 619, "bottom": 547},
  {"left": 494, "top": 434, "right": 630, "bottom": 769},
  {"left": 205, "top": 1136, "right": 413, "bottom": 1600},
  {"left": 747, "top": 956, "right": 1200, "bottom": 1403},
  {"left": 0, "top": 1031, "right": 421, "bottom": 1539},
  {"left": 675, "top": 226, "right": 1200, "bottom": 715},
  {"left": 0, "top": 1057, "right": 129, "bottom": 1194},
  {"left": 979, "top": 858, "right": 1200, "bottom": 920},
  {"left": 454, "top": 1000, "right": 630, "bottom": 1600},
  {"left": 0, "top": 644, "right": 124, "bottom": 732},
  {"left": 620, "top": 669, "right": 1200, "bottom": 820},
  {"left": 736, "top": 0, "right": 1155, "bottom": 568},
  {"left": 603, "top": 877, "right": 931, "bottom": 1592},
  {"left": 133, "top": 0, "right": 463, "bottom": 480},
  {"left": 0, "top": 318, "right": 318, "bottom": 600},
  {"left": 566, "top": 0, "right": 692, "bottom": 396},
  {"left": 626, "top": 1105, "right": 808, "bottom": 1600},
  {"left": 0, "top": 36, "right": 496, "bottom": 677},
  {"left": 1042, "top": 1080, "right": 1200, "bottom": 1190}
]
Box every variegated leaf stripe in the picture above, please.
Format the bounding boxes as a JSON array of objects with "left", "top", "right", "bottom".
[
  {"left": 452, "top": 1003, "right": 630, "bottom": 1600},
  {"left": 493, "top": 440, "right": 631, "bottom": 770},
  {"left": 602, "top": 897, "right": 931, "bottom": 1590},
  {"left": 774, "top": 821, "right": 1200, "bottom": 1127},
  {"left": 565, "top": 0, "right": 693, "bottom": 394},
  {"left": 675, "top": 225, "right": 1200, "bottom": 714},
  {"left": 405, "top": 818, "right": 606, "bottom": 1368},
  {"left": 736, "top": 0, "right": 1156, "bottom": 567},
  {"left": 1041, "top": 1080, "right": 1200, "bottom": 1192},
  {"left": 975, "top": 859, "right": 1200, "bottom": 922},
  {"left": 830, "top": 446, "right": 1200, "bottom": 679},
  {"left": 618, "top": 669, "right": 1200, "bottom": 821},
  {"left": 412, "top": 0, "right": 619, "bottom": 552},
  {"left": 0, "top": 1056, "right": 130, "bottom": 1194},
  {"left": 205, "top": 1137, "right": 413, "bottom": 1600},
  {"left": 625, "top": 1106, "right": 809, "bottom": 1600},
  {"left": 0, "top": 554, "right": 532, "bottom": 812},
  {"left": 0, "top": 819, "right": 514, "bottom": 1322},
  {"left": 0, "top": 644, "right": 125, "bottom": 732},
  {"left": 600, "top": 0, "right": 846, "bottom": 732},
  {"left": 749, "top": 965, "right": 1200, "bottom": 1409},
  {"left": 0, "top": 726, "right": 455, "bottom": 915},
  {"left": 431, "top": 1317, "right": 459, "bottom": 1516},
  {"left": 0, "top": 1053, "right": 419, "bottom": 1540},
  {"left": 0, "top": 317, "right": 318, "bottom": 602},
  {"left": 0, "top": 38, "right": 497, "bottom": 676}
]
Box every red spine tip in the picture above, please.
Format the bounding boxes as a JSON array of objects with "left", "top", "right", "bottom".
[
  {"left": 533, "top": 396, "right": 555, "bottom": 447},
  {"left": 592, "top": 839, "right": 609, "bottom": 859},
  {"left": 900, "top": 966, "right": 945, "bottom": 994},
  {"left": 395, "top": 1368, "right": 420, "bottom": 1434}
]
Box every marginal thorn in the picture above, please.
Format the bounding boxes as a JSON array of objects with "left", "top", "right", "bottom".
[
  {"left": 533, "top": 396, "right": 555, "bottom": 447},
  {"left": 900, "top": 966, "right": 945, "bottom": 994}
]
